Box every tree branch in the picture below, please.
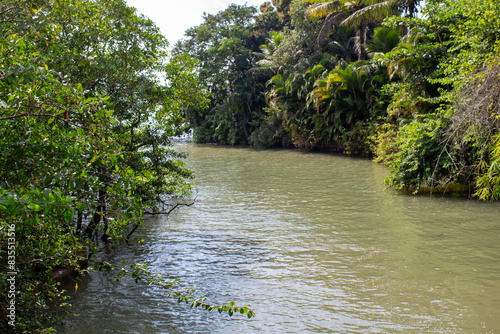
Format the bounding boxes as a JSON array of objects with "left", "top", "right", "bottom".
[
  {"left": 126, "top": 199, "right": 196, "bottom": 241},
  {"left": 143, "top": 199, "right": 196, "bottom": 216}
]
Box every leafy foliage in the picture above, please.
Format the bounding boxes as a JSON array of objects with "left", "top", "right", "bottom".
[
  {"left": 174, "top": 4, "right": 276, "bottom": 145},
  {"left": 382, "top": 116, "right": 450, "bottom": 190},
  {"left": 0, "top": 0, "right": 245, "bottom": 332},
  {"left": 475, "top": 135, "right": 500, "bottom": 200},
  {"left": 376, "top": 0, "right": 500, "bottom": 195}
]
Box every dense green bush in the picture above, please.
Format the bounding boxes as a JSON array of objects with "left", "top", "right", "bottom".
[{"left": 382, "top": 116, "right": 450, "bottom": 190}]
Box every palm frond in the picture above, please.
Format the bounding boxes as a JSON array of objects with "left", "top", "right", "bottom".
[
  {"left": 266, "top": 74, "right": 283, "bottom": 88},
  {"left": 341, "top": 1, "right": 392, "bottom": 26},
  {"left": 256, "top": 59, "right": 276, "bottom": 68},
  {"left": 303, "top": 0, "right": 334, "bottom": 4},
  {"left": 305, "top": 0, "right": 343, "bottom": 19},
  {"left": 365, "top": 26, "right": 401, "bottom": 54},
  {"left": 352, "top": 33, "right": 363, "bottom": 56},
  {"left": 359, "top": 0, "right": 391, "bottom": 5}
]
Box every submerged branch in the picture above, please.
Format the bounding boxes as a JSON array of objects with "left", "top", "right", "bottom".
[
  {"left": 143, "top": 200, "right": 196, "bottom": 216},
  {"left": 126, "top": 199, "right": 197, "bottom": 241}
]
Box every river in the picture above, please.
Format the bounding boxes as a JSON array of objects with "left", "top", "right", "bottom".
[{"left": 59, "top": 143, "right": 500, "bottom": 333}]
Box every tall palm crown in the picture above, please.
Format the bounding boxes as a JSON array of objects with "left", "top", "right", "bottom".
[{"left": 305, "top": 0, "right": 423, "bottom": 59}]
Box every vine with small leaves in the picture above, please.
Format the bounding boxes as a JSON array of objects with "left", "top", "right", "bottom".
[{"left": 92, "top": 261, "right": 256, "bottom": 319}]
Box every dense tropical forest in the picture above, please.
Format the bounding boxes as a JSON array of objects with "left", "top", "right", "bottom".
[
  {"left": 174, "top": 0, "right": 500, "bottom": 198},
  {"left": 1, "top": 0, "right": 499, "bottom": 332}
]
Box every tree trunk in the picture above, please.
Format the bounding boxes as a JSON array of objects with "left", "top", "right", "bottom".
[
  {"left": 87, "top": 203, "right": 100, "bottom": 240},
  {"left": 100, "top": 188, "right": 109, "bottom": 241},
  {"left": 357, "top": 24, "right": 367, "bottom": 61},
  {"left": 87, "top": 188, "right": 107, "bottom": 240},
  {"left": 76, "top": 210, "right": 83, "bottom": 233}
]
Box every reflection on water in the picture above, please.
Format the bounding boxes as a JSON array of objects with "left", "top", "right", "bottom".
[{"left": 60, "top": 143, "right": 500, "bottom": 333}]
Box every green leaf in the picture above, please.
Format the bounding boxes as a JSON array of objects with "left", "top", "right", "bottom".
[
  {"left": 64, "top": 209, "right": 74, "bottom": 223},
  {"left": 10, "top": 204, "right": 22, "bottom": 215},
  {"left": 28, "top": 202, "right": 42, "bottom": 211},
  {"left": 0, "top": 197, "right": 16, "bottom": 206}
]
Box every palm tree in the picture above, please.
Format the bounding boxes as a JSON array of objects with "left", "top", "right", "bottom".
[
  {"left": 396, "top": 0, "right": 422, "bottom": 18},
  {"left": 305, "top": 0, "right": 354, "bottom": 47},
  {"left": 265, "top": 63, "right": 331, "bottom": 148},
  {"left": 365, "top": 26, "right": 401, "bottom": 56},
  {"left": 308, "top": 61, "right": 382, "bottom": 137},
  {"left": 305, "top": 0, "right": 423, "bottom": 58},
  {"left": 254, "top": 31, "right": 285, "bottom": 74},
  {"left": 327, "top": 25, "right": 358, "bottom": 62}
]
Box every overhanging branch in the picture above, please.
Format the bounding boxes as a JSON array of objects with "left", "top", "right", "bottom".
[{"left": 126, "top": 199, "right": 197, "bottom": 241}]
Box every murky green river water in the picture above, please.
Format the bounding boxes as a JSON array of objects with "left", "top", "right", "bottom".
[{"left": 60, "top": 143, "right": 500, "bottom": 333}]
